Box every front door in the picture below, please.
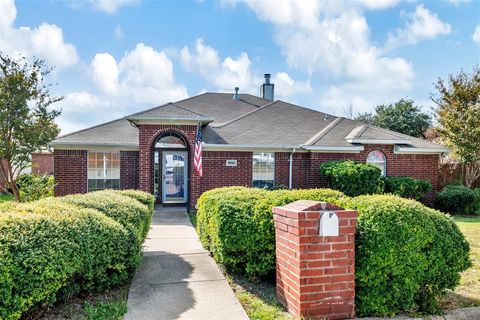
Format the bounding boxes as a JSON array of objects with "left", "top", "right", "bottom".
[{"left": 162, "top": 151, "right": 188, "bottom": 203}]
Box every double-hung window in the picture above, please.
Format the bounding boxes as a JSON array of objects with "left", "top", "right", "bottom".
[
  {"left": 253, "top": 153, "right": 275, "bottom": 188},
  {"left": 87, "top": 152, "right": 120, "bottom": 191}
]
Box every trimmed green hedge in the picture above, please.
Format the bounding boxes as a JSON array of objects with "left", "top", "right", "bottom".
[
  {"left": 196, "top": 187, "right": 348, "bottom": 277},
  {"left": 0, "top": 190, "right": 154, "bottom": 320},
  {"left": 383, "top": 176, "right": 432, "bottom": 202},
  {"left": 320, "top": 160, "right": 384, "bottom": 196},
  {"left": 196, "top": 187, "right": 471, "bottom": 316},
  {"left": 434, "top": 185, "right": 479, "bottom": 215},
  {"left": 17, "top": 174, "right": 55, "bottom": 202},
  {"left": 349, "top": 195, "right": 471, "bottom": 316}
]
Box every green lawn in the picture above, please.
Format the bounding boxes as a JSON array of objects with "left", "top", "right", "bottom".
[
  {"left": 0, "top": 193, "right": 13, "bottom": 202},
  {"left": 439, "top": 216, "right": 480, "bottom": 310},
  {"left": 226, "top": 274, "right": 292, "bottom": 320}
]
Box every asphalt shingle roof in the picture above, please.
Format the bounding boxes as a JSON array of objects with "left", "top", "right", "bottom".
[
  {"left": 52, "top": 118, "right": 138, "bottom": 146},
  {"left": 51, "top": 92, "right": 446, "bottom": 152}
]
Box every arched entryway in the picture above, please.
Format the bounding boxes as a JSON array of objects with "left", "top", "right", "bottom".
[{"left": 152, "top": 132, "right": 189, "bottom": 204}]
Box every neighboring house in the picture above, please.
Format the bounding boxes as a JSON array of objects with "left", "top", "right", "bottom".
[
  {"left": 50, "top": 74, "right": 448, "bottom": 208},
  {"left": 31, "top": 151, "right": 54, "bottom": 175}
]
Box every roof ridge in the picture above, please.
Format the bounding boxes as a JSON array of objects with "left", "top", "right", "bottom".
[
  {"left": 365, "top": 124, "right": 414, "bottom": 140},
  {"left": 210, "top": 100, "right": 278, "bottom": 128},
  {"left": 53, "top": 117, "right": 130, "bottom": 141},
  {"left": 344, "top": 124, "right": 368, "bottom": 140},
  {"left": 169, "top": 102, "right": 206, "bottom": 117},
  {"left": 125, "top": 93, "right": 215, "bottom": 118},
  {"left": 126, "top": 101, "right": 172, "bottom": 117},
  {"left": 303, "top": 117, "right": 343, "bottom": 146}
]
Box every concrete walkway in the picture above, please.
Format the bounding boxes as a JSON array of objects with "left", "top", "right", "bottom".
[{"left": 125, "top": 206, "right": 248, "bottom": 320}]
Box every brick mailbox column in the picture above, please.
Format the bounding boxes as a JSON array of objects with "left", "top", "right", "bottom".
[{"left": 273, "top": 200, "right": 357, "bottom": 319}]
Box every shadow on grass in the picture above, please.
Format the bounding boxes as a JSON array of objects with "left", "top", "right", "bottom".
[{"left": 440, "top": 291, "right": 480, "bottom": 310}]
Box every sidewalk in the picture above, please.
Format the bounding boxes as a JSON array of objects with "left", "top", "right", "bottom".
[{"left": 125, "top": 206, "right": 248, "bottom": 320}]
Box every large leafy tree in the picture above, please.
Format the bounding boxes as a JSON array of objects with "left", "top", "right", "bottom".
[
  {"left": 0, "top": 53, "right": 61, "bottom": 201},
  {"left": 433, "top": 66, "right": 480, "bottom": 187},
  {"left": 355, "top": 99, "right": 432, "bottom": 138}
]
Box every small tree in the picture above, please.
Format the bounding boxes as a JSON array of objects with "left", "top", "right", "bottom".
[
  {"left": 433, "top": 66, "right": 480, "bottom": 187},
  {"left": 0, "top": 53, "right": 61, "bottom": 201},
  {"left": 355, "top": 99, "right": 432, "bottom": 138}
]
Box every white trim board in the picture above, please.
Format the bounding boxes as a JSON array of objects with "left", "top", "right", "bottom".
[{"left": 393, "top": 145, "right": 450, "bottom": 154}]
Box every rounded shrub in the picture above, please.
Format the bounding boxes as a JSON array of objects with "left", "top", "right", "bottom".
[
  {"left": 349, "top": 195, "right": 471, "bottom": 316},
  {"left": 61, "top": 191, "right": 152, "bottom": 241},
  {"left": 383, "top": 176, "right": 432, "bottom": 202},
  {"left": 0, "top": 190, "right": 154, "bottom": 320},
  {"left": 196, "top": 187, "right": 348, "bottom": 277},
  {"left": 320, "top": 160, "right": 384, "bottom": 196},
  {"left": 434, "top": 185, "right": 478, "bottom": 215},
  {"left": 17, "top": 174, "right": 54, "bottom": 202},
  {"left": 112, "top": 189, "right": 155, "bottom": 212},
  {"left": 0, "top": 201, "right": 131, "bottom": 320}
]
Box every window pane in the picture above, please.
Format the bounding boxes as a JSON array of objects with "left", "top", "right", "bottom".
[
  {"left": 87, "top": 151, "right": 120, "bottom": 191},
  {"left": 366, "top": 150, "right": 386, "bottom": 177},
  {"left": 253, "top": 153, "right": 275, "bottom": 188}
]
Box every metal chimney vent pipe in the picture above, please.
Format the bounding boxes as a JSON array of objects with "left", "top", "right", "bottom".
[
  {"left": 261, "top": 73, "right": 274, "bottom": 101},
  {"left": 233, "top": 87, "right": 240, "bottom": 100}
]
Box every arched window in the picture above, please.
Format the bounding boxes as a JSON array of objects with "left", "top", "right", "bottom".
[
  {"left": 155, "top": 132, "right": 187, "bottom": 149},
  {"left": 366, "top": 150, "right": 386, "bottom": 177}
]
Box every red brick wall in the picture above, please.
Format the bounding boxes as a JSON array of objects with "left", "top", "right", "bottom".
[
  {"left": 32, "top": 153, "right": 54, "bottom": 175},
  {"left": 120, "top": 151, "right": 139, "bottom": 190},
  {"left": 54, "top": 150, "right": 87, "bottom": 196},
  {"left": 52, "top": 143, "right": 440, "bottom": 205},
  {"left": 273, "top": 200, "right": 357, "bottom": 319},
  {"left": 275, "top": 152, "right": 309, "bottom": 189},
  {"left": 138, "top": 125, "right": 199, "bottom": 207},
  {"left": 305, "top": 145, "right": 439, "bottom": 198},
  {"left": 308, "top": 153, "right": 356, "bottom": 189},
  {"left": 201, "top": 151, "right": 253, "bottom": 195}
]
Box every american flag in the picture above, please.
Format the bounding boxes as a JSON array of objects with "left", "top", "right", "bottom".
[{"left": 194, "top": 123, "right": 203, "bottom": 177}]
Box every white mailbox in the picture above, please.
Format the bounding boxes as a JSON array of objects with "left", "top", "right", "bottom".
[{"left": 319, "top": 211, "right": 339, "bottom": 236}]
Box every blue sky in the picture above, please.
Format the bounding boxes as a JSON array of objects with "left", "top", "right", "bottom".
[{"left": 2, "top": 0, "right": 479, "bottom": 134}]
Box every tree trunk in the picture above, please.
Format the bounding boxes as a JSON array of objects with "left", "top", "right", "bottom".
[
  {"left": 0, "top": 159, "right": 21, "bottom": 202},
  {"left": 464, "top": 161, "right": 480, "bottom": 188}
]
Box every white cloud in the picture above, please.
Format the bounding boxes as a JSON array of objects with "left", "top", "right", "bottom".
[
  {"left": 354, "top": 0, "right": 400, "bottom": 10},
  {"left": 114, "top": 24, "right": 124, "bottom": 40},
  {"left": 0, "top": 0, "right": 78, "bottom": 69},
  {"left": 55, "top": 91, "right": 121, "bottom": 134},
  {"left": 89, "top": 0, "right": 139, "bottom": 14},
  {"left": 180, "top": 38, "right": 311, "bottom": 98},
  {"left": 386, "top": 5, "right": 451, "bottom": 49},
  {"left": 180, "top": 39, "right": 258, "bottom": 93},
  {"left": 473, "top": 24, "right": 480, "bottom": 44},
  {"left": 180, "top": 39, "right": 220, "bottom": 74},
  {"left": 90, "top": 43, "right": 188, "bottom": 104},
  {"left": 237, "top": 0, "right": 414, "bottom": 112},
  {"left": 272, "top": 72, "right": 312, "bottom": 97},
  {"left": 91, "top": 53, "right": 119, "bottom": 95}
]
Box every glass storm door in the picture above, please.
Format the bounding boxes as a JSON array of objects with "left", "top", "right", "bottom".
[{"left": 162, "top": 151, "right": 188, "bottom": 203}]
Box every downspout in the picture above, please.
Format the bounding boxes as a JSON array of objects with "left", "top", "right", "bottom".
[{"left": 289, "top": 149, "right": 295, "bottom": 189}]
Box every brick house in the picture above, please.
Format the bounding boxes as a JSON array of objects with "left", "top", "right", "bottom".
[{"left": 50, "top": 75, "right": 448, "bottom": 208}]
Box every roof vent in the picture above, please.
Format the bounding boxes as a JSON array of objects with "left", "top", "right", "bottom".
[
  {"left": 233, "top": 87, "right": 240, "bottom": 100},
  {"left": 260, "top": 73, "right": 274, "bottom": 101}
]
